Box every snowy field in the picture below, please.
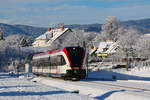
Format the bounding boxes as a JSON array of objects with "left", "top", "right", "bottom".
[
  {"left": 1, "top": 67, "right": 150, "bottom": 100},
  {"left": 32, "top": 67, "right": 150, "bottom": 100},
  {"left": 88, "top": 67, "right": 150, "bottom": 82},
  {"left": 0, "top": 73, "right": 96, "bottom": 100}
]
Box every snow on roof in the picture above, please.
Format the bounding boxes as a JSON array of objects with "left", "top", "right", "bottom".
[
  {"left": 36, "top": 28, "right": 69, "bottom": 40},
  {"left": 96, "top": 41, "right": 116, "bottom": 53},
  {"left": 144, "top": 34, "right": 150, "bottom": 37},
  {"left": 36, "top": 34, "right": 47, "bottom": 40}
]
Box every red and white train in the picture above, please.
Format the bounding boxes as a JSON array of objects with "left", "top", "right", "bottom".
[{"left": 32, "top": 46, "right": 86, "bottom": 80}]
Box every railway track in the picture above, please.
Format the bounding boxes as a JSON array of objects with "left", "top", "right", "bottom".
[{"left": 83, "top": 78, "right": 150, "bottom": 92}]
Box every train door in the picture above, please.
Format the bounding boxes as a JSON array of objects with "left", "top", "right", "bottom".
[
  {"left": 50, "top": 56, "right": 58, "bottom": 76},
  {"left": 53, "top": 64, "right": 58, "bottom": 74},
  {"left": 47, "top": 57, "right": 51, "bottom": 77},
  {"left": 48, "top": 56, "right": 54, "bottom": 76},
  {"left": 50, "top": 55, "right": 67, "bottom": 76},
  {"left": 57, "top": 55, "right": 67, "bottom": 74},
  {"left": 55, "top": 55, "right": 61, "bottom": 75},
  {"left": 52, "top": 55, "right": 66, "bottom": 75}
]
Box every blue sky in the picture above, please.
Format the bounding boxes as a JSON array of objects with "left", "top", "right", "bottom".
[{"left": 0, "top": 0, "right": 150, "bottom": 27}]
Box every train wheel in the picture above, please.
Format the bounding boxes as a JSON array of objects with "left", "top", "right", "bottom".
[
  {"left": 63, "top": 76, "right": 69, "bottom": 80},
  {"left": 71, "top": 77, "right": 80, "bottom": 81},
  {"left": 71, "top": 78, "right": 77, "bottom": 81},
  {"left": 64, "top": 77, "right": 67, "bottom": 80}
]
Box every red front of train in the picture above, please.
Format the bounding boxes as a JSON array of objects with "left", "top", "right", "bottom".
[
  {"left": 32, "top": 47, "right": 86, "bottom": 80},
  {"left": 63, "top": 47, "right": 86, "bottom": 80}
]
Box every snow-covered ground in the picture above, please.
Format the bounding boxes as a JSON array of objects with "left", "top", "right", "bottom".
[
  {"left": 32, "top": 67, "right": 150, "bottom": 100},
  {"left": 0, "top": 73, "right": 96, "bottom": 100},
  {"left": 124, "top": 66, "right": 150, "bottom": 77},
  {"left": 88, "top": 67, "right": 150, "bottom": 82},
  {"left": 1, "top": 67, "right": 150, "bottom": 100}
]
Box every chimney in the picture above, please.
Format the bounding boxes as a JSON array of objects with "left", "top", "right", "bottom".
[
  {"left": 48, "top": 28, "right": 52, "bottom": 32},
  {"left": 60, "top": 26, "right": 64, "bottom": 31},
  {"left": 58, "top": 23, "right": 65, "bottom": 31}
]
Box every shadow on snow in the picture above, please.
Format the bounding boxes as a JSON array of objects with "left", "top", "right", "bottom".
[
  {"left": 0, "top": 85, "right": 35, "bottom": 89},
  {"left": 0, "top": 73, "right": 18, "bottom": 79},
  {"left": 95, "top": 89, "right": 125, "bottom": 100},
  {"left": 0, "top": 90, "right": 68, "bottom": 96},
  {"left": 83, "top": 70, "right": 150, "bottom": 81}
]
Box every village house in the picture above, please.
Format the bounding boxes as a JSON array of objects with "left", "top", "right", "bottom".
[{"left": 32, "top": 26, "right": 72, "bottom": 47}]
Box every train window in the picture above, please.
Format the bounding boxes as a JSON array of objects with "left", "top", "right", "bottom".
[
  {"left": 32, "top": 59, "right": 39, "bottom": 67},
  {"left": 32, "top": 57, "right": 50, "bottom": 67},
  {"left": 61, "top": 55, "right": 66, "bottom": 65},
  {"left": 40, "top": 57, "right": 50, "bottom": 67},
  {"left": 66, "top": 47, "right": 84, "bottom": 67},
  {"left": 57, "top": 56, "right": 60, "bottom": 65},
  {"left": 56, "top": 55, "right": 66, "bottom": 66},
  {"left": 50, "top": 56, "right": 57, "bottom": 66},
  {"left": 32, "top": 61, "right": 35, "bottom": 66},
  {"left": 32, "top": 55, "right": 66, "bottom": 68},
  {"left": 50, "top": 55, "right": 66, "bottom": 66}
]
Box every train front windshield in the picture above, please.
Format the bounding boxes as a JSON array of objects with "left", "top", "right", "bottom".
[{"left": 66, "top": 47, "right": 85, "bottom": 67}]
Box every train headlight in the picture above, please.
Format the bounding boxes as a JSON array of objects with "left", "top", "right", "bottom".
[{"left": 74, "top": 70, "right": 77, "bottom": 73}]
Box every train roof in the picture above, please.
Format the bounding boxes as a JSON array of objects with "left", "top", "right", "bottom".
[
  {"left": 33, "top": 48, "right": 64, "bottom": 57},
  {"left": 33, "top": 46, "right": 83, "bottom": 57}
]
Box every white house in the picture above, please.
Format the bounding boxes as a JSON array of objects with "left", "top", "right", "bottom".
[
  {"left": 89, "top": 41, "right": 119, "bottom": 57},
  {"left": 96, "top": 41, "right": 118, "bottom": 54},
  {"left": 32, "top": 26, "right": 72, "bottom": 47}
]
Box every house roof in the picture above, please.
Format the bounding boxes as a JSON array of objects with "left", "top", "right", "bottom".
[
  {"left": 96, "top": 41, "right": 118, "bottom": 54},
  {"left": 144, "top": 34, "right": 150, "bottom": 37},
  {"left": 35, "top": 28, "right": 69, "bottom": 40}
]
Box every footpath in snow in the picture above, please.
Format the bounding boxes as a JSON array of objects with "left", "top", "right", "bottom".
[{"left": 0, "top": 73, "right": 96, "bottom": 100}]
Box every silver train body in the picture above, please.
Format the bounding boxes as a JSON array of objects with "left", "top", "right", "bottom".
[{"left": 32, "top": 47, "right": 86, "bottom": 80}]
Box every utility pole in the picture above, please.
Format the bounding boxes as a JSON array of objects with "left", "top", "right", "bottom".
[
  {"left": 0, "top": 28, "right": 4, "bottom": 40},
  {"left": 83, "top": 41, "right": 89, "bottom": 77}
]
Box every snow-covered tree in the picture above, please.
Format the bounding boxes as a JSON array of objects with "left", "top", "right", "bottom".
[
  {"left": 136, "top": 35, "right": 150, "bottom": 58},
  {"left": 4, "top": 34, "right": 33, "bottom": 47},
  {"left": 118, "top": 27, "right": 140, "bottom": 50},
  {"left": 118, "top": 27, "right": 140, "bottom": 70},
  {"left": 95, "top": 16, "right": 124, "bottom": 42},
  {"left": 50, "top": 29, "right": 89, "bottom": 49},
  {"left": 0, "top": 34, "right": 33, "bottom": 71},
  {"left": 62, "top": 29, "right": 83, "bottom": 47}
]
